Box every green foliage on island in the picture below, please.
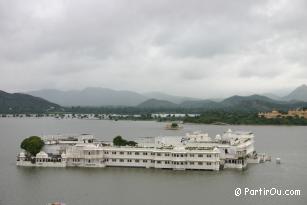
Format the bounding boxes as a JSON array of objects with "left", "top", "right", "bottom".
[
  {"left": 113, "top": 136, "right": 137, "bottom": 146},
  {"left": 171, "top": 122, "right": 178, "bottom": 128},
  {"left": 20, "top": 136, "right": 44, "bottom": 156},
  {"left": 184, "top": 111, "right": 307, "bottom": 125}
]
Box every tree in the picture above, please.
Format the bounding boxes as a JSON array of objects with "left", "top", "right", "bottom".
[
  {"left": 113, "top": 136, "right": 126, "bottom": 146},
  {"left": 20, "top": 136, "right": 44, "bottom": 156},
  {"left": 171, "top": 122, "right": 178, "bottom": 128},
  {"left": 126, "top": 141, "right": 137, "bottom": 146},
  {"left": 113, "top": 136, "right": 137, "bottom": 146}
]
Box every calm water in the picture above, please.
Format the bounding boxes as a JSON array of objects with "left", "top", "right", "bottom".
[{"left": 0, "top": 118, "right": 306, "bottom": 205}]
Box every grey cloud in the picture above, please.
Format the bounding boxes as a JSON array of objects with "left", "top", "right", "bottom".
[{"left": 0, "top": 0, "right": 306, "bottom": 97}]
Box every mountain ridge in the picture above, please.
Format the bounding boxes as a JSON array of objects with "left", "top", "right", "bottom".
[
  {"left": 137, "top": 94, "right": 307, "bottom": 112},
  {"left": 0, "top": 90, "right": 60, "bottom": 113},
  {"left": 283, "top": 84, "right": 307, "bottom": 101},
  {"left": 27, "top": 84, "right": 307, "bottom": 107},
  {"left": 28, "top": 87, "right": 148, "bottom": 107}
]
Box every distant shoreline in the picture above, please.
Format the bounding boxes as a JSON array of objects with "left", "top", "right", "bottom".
[{"left": 1, "top": 115, "right": 307, "bottom": 126}]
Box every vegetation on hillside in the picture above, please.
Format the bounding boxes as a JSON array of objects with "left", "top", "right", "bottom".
[
  {"left": 184, "top": 111, "right": 307, "bottom": 125},
  {"left": 113, "top": 136, "right": 137, "bottom": 146},
  {"left": 20, "top": 136, "right": 45, "bottom": 156},
  {"left": 0, "top": 91, "right": 61, "bottom": 114}
]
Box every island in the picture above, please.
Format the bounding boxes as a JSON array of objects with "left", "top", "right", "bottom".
[{"left": 16, "top": 130, "right": 270, "bottom": 171}]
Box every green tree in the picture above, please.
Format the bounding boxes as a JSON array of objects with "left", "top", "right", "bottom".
[
  {"left": 171, "top": 122, "right": 178, "bottom": 128},
  {"left": 126, "top": 141, "right": 137, "bottom": 146},
  {"left": 113, "top": 136, "right": 127, "bottom": 146},
  {"left": 113, "top": 136, "right": 137, "bottom": 146},
  {"left": 20, "top": 136, "right": 44, "bottom": 156}
]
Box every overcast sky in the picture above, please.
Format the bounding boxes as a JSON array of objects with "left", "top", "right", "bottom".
[{"left": 0, "top": 0, "right": 306, "bottom": 98}]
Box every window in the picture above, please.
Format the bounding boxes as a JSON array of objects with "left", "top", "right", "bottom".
[
  {"left": 120, "top": 159, "right": 124, "bottom": 162},
  {"left": 112, "top": 152, "right": 116, "bottom": 155},
  {"left": 120, "top": 152, "right": 124, "bottom": 155},
  {"left": 104, "top": 151, "right": 109, "bottom": 154},
  {"left": 190, "top": 162, "right": 194, "bottom": 165},
  {"left": 198, "top": 154, "right": 203, "bottom": 157},
  {"left": 88, "top": 152, "right": 91, "bottom": 155},
  {"left": 88, "top": 160, "right": 91, "bottom": 163},
  {"left": 165, "top": 153, "right": 170, "bottom": 156},
  {"left": 112, "top": 159, "right": 116, "bottom": 162},
  {"left": 128, "top": 159, "right": 132, "bottom": 162},
  {"left": 190, "top": 154, "right": 194, "bottom": 157},
  {"left": 135, "top": 159, "right": 139, "bottom": 163},
  {"left": 180, "top": 154, "right": 184, "bottom": 157},
  {"left": 180, "top": 162, "right": 184, "bottom": 165},
  {"left": 157, "top": 153, "right": 161, "bottom": 156},
  {"left": 151, "top": 153, "right": 155, "bottom": 156},
  {"left": 157, "top": 161, "right": 161, "bottom": 164},
  {"left": 198, "top": 162, "right": 203, "bottom": 165},
  {"left": 143, "top": 152, "right": 147, "bottom": 155},
  {"left": 135, "top": 152, "right": 139, "bottom": 155},
  {"left": 151, "top": 160, "right": 155, "bottom": 163},
  {"left": 207, "top": 162, "right": 211, "bottom": 165},
  {"left": 143, "top": 160, "right": 147, "bottom": 163},
  {"left": 127, "top": 152, "right": 132, "bottom": 155},
  {"left": 207, "top": 154, "right": 211, "bottom": 158}
]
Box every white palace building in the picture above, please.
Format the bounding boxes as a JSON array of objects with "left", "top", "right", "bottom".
[{"left": 16, "top": 130, "right": 268, "bottom": 171}]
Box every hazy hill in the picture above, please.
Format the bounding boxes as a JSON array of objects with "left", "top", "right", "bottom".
[
  {"left": 0, "top": 90, "right": 60, "bottom": 113},
  {"left": 137, "top": 99, "right": 178, "bottom": 108},
  {"left": 179, "top": 99, "right": 219, "bottom": 109},
  {"left": 28, "top": 87, "right": 148, "bottom": 106},
  {"left": 219, "top": 95, "right": 286, "bottom": 112},
  {"left": 143, "top": 92, "right": 202, "bottom": 104},
  {"left": 261, "top": 93, "right": 282, "bottom": 101},
  {"left": 23, "top": 84, "right": 307, "bottom": 111},
  {"left": 136, "top": 94, "right": 307, "bottom": 112},
  {"left": 28, "top": 88, "right": 205, "bottom": 106},
  {"left": 283, "top": 84, "right": 307, "bottom": 102}
]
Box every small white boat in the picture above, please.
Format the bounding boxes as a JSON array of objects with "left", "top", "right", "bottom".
[{"left": 276, "top": 157, "right": 281, "bottom": 164}]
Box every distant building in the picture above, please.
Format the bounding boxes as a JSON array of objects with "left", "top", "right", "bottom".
[
  {"left": 287, "top": 108, "right": 307, "bottom": 118},
  {"left": 258, "top": 108, "right": 307, "bottom": 119},
  {"left": 258, "top": 109, "right": 282, "bottom": 119},
  {"left": 151, "top": 113, "right": 200, "bottom": 118}
]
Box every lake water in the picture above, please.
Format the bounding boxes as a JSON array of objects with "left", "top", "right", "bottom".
[{"left": 0, "top": 118, "right": 306, "bottom": 205}]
